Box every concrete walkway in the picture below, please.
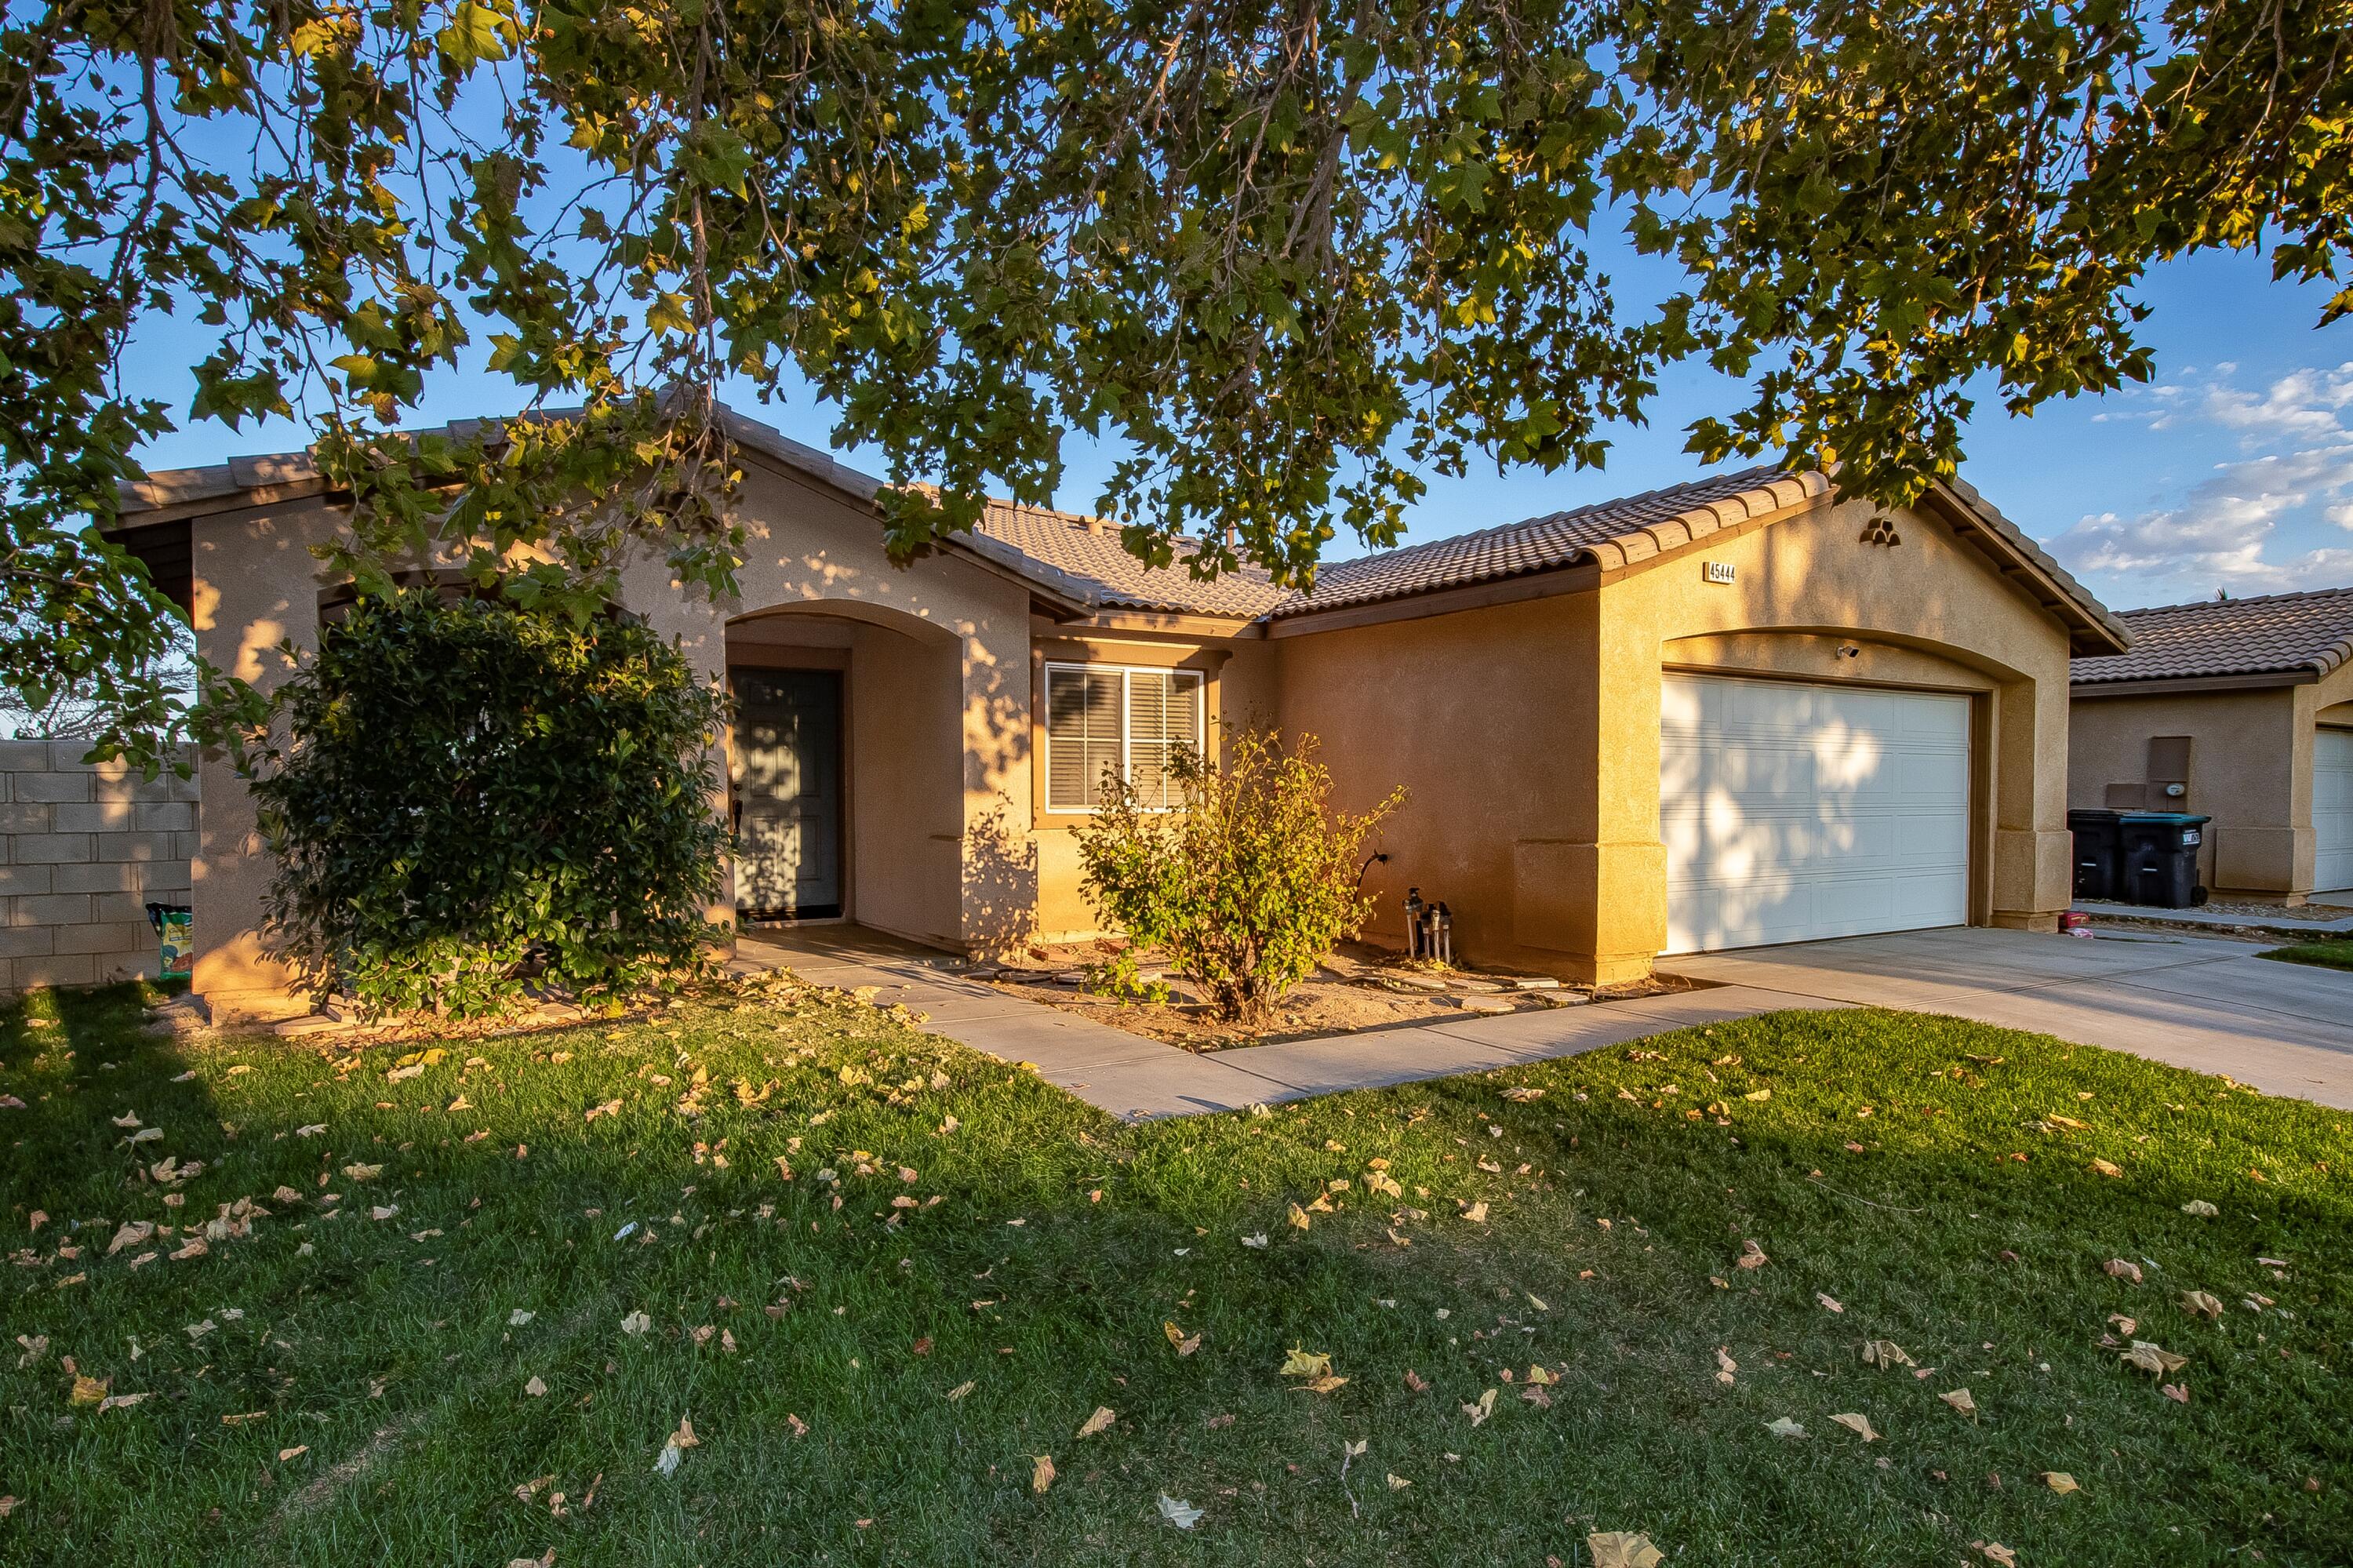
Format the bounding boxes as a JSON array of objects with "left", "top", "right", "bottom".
[
  {"left": 735, "top": 927, "right": 1801, "bottom": 1120},
  {"left": 1668, "top": 926, "right": 2353, "bottom": 1110},
  {"left": 739, "top": 922, "right": 2353, "bottom": 1119}
]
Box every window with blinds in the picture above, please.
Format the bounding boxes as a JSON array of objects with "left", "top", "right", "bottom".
[{"left": 1044, "top": 664, "right": 1205, "bottom": 810}]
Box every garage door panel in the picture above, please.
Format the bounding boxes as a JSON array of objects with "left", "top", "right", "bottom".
[
  {"left": 2316, "top": 729, "right": 2353, "bottom": 896},
  {"left": 1663, "top": 673, "right": 1971, "bottom": 954}
]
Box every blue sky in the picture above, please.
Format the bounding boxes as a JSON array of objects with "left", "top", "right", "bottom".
[{"left": 129, "top": 246, "right": 2351, "bottom": 615}]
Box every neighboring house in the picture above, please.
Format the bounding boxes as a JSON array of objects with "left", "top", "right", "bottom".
[
  {"left": 2070, "top": 587, "right": 2353, "bottom": 902},
  {"left": 111, "top": 408, "right": 2125, "bottom": 1021}
]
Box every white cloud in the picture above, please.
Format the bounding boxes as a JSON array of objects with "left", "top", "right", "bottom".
[{"left": 2048, "top": 362, "right": 2353, "bottom": 598}]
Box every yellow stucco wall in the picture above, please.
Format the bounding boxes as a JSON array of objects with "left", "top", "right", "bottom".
[{"left": 1275, "top": 493, "right": 2077, "bottom": 983}]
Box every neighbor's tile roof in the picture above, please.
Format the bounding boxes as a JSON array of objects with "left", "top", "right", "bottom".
[
  {"left": 1271, "top": 467, "right": 1827, "bottom": 617},
  {"left": 2071, "top": 586, "right": 2353, "bottom": 686}
]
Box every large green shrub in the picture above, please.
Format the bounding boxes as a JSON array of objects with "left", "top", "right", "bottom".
[
  {"left": 252, "top": 589, "right": 728, "bottom": 1018},
  {"left": 1075, "top": 727, "right": 1402, "bottom": 1024}
]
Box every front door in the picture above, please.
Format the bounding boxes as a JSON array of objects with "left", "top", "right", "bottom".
[{"left": 731, "top": 668, "right": 843, "bottom": 920}]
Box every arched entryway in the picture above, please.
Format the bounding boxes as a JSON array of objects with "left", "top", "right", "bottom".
[{"left": 724, "top": 603, "right": 966, "bottom": 948}]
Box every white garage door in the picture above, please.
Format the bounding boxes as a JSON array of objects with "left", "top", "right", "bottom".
[
  {"left": 2316, "top": 727, "right": 2353, "bottom": 897},
  {"left": 1661, "top": 672, "right": 1972, "bottom": 954}
]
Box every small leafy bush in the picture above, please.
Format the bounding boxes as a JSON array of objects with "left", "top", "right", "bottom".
[
  {"left": 1075, "top": 727, "right": 1402, "bottom": 1024},
  {"left": 252, "top": 588, "right": 728, "bottom": 1018}
]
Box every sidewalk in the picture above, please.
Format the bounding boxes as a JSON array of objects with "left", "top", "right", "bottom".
[
  {"left": 734, "top": 927, "right": 1803, "bottom": 1120},
  {"left": 2072, "top": 900, "right": 2353, "bottom": 937}
]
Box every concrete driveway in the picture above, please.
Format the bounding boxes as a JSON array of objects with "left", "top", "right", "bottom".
[{"left": 1665, "top": 926, "right": 2353, "bottom": 1110}]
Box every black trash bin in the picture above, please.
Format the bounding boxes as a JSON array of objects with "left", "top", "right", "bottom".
[
  {"left": 2115, "top": 813, "right": 2209, "bottom": 909},
  {"left": 2067, "top": 809, "right": 2122, "bottom": 902}
]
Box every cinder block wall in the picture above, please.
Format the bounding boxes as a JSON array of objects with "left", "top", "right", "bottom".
[{"left": 0, "top": 740, "right": 198, "bottom": 994}]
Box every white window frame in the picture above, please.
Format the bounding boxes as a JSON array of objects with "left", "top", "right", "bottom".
[{"left": 1042, "top": 661, "right": 1207, "bottom": 813}]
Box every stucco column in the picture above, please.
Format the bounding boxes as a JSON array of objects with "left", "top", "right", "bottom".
[
  {"left": 189, "top": 504, "right": 334, "bottom": 1021},
  {"left": 620, "top": 555, "right": 738, "bottom": 951},
  {"left": 956, "top": 610, "right": 1039, "bottom": 955},
  {"left": 1509, "top": 588, "right": 1664, "bottom": 984},
  {"left": 1986, "top": 675, "right": 2071, "bottom": 931}
]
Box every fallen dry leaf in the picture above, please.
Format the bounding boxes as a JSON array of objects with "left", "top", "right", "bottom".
[
  {"left": 1736, "top": 1241, "right": 1769, "bottom": 1270},
  {"left": 2102, "top": 1258, "right": 2144, "bottom": 1284},
  {"left": 2178, "top": 1290, "right": 2224, "bottom": 1322},
  {"left": 1459, "top": 1200, "right": 1489, "bottom": 1224},
  {"left": 620, "top": 1311, "right": 652, "bottom": 1335},
  {"left": 2089, "top": 1159, "right": 2124, "bottom": 1177},
  {"left": 1464, "top": 1388, "right": 1497, "bottom": 1427},
  {"left": 1031, "top": 1454, "right": 1055, "bottom": 1493},
  {"left": 2162, "top": 1382, "right": 2191, "bottom": 1404},
  {"left": 1765, "top": 1417, "right": 1807, "bottom": 1439},
  {"left": 1077, "top": 1406, "right": 1116, "bottom": 1439},
  {"left": 1280, "top": 1348, "right": 1333, "bottom": 1377},
  {"left": 1971, "top": 1543, "right": 2017, "bottom": 1567},
  {"left": 1940, "top": 1388, "right": 1978, "bottom": 1415},
  {"left": 1587, "top": 1532, "right": 1666, "bottom": 1568},
  {"left": 1500, "top": 1086, "right": 1544, "bottom": 1103},
  {"left": 947, "top": 1381, "right": 975, "bottom": 1401},
  {"left": 1385, "top": 1472, "right": 1411, "bottom": 1490},
  {"left": 1862, "top": 1340, "right": 1915, "bottom": 1369},
  {"left": 1286, "top": 1203, "right": 1311, "bottom": 1231},
  {"left": 68, "top": 1374, "right": 109, "bottom": 1406},
  {"left": 278, "top": 1445, "right": 308, "bottom": 1462},
  {"left": 1298, "top": 1373, "right": 1349, "bottom": 1395},
  {"left": 2122, "top": 1341, "right": 2189, "bottom": 1377},
  {"left": 1829, "top": 1412, "right": 1879, "bottom": 1441},
  {"left": 1815, "top": 1293, "right": 1844, "bottom": 1314},
  {"left": 526, "top": 1376, "right": 547, "bottom": 1398},
  {"left": 1163, "top": 1321, "right": 1201, "bottom": 1356},
  {"left": 2180, "top": 1199, "right": 2219, "bottom": 1217},
  {"left": 2043, "top": 1471, "right": 2079, "bottom": 1494}
]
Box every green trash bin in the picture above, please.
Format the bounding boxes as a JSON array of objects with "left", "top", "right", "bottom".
[{"left": 144, "top": 903, "right": 192, "bottom": 980}]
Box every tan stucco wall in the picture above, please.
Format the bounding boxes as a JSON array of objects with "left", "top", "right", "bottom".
[
  {"left": 1278, "top": 493, "right": 2078, "bottom": 983},
  {"left": 1025, "top": 629, "right": 1279, "bottom": 942},
  {"left": 2067, "top": 686, "right": 2306, "bottom": 893}
]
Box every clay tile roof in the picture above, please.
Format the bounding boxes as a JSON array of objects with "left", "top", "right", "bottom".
[
  {"left": 959, "top": 498, "right": 1293, "bottom": 618},
  {"left": 2070, "top": 585, "right": 2353, "bottom": 686},
  {"left": 1271, "top": 466, "right": 1828, "bottom": 617}
]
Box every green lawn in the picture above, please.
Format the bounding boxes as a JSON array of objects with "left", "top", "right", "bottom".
[
  {"left": 2260, "top": 937, "right": 2353, "bottom": 973},
  {"left": 2, "top": 975, "right": 2347, "bottom": 1566}
]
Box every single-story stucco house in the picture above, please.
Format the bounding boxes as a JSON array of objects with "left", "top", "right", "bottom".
[
  {"left": 2069, "top": 587, "right": 2353, "bottom": 902},
  {"left": 110, "top": 408, "right": 2126, "bottom": 1022}
]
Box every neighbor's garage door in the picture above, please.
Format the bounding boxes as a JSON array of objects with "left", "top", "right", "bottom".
[
  {"left": 2315, "top": 727, "right": 2353, "bottom": 896},
  {"left": 1661, "top": 672, "right": 1972, "bottom": 954}
]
